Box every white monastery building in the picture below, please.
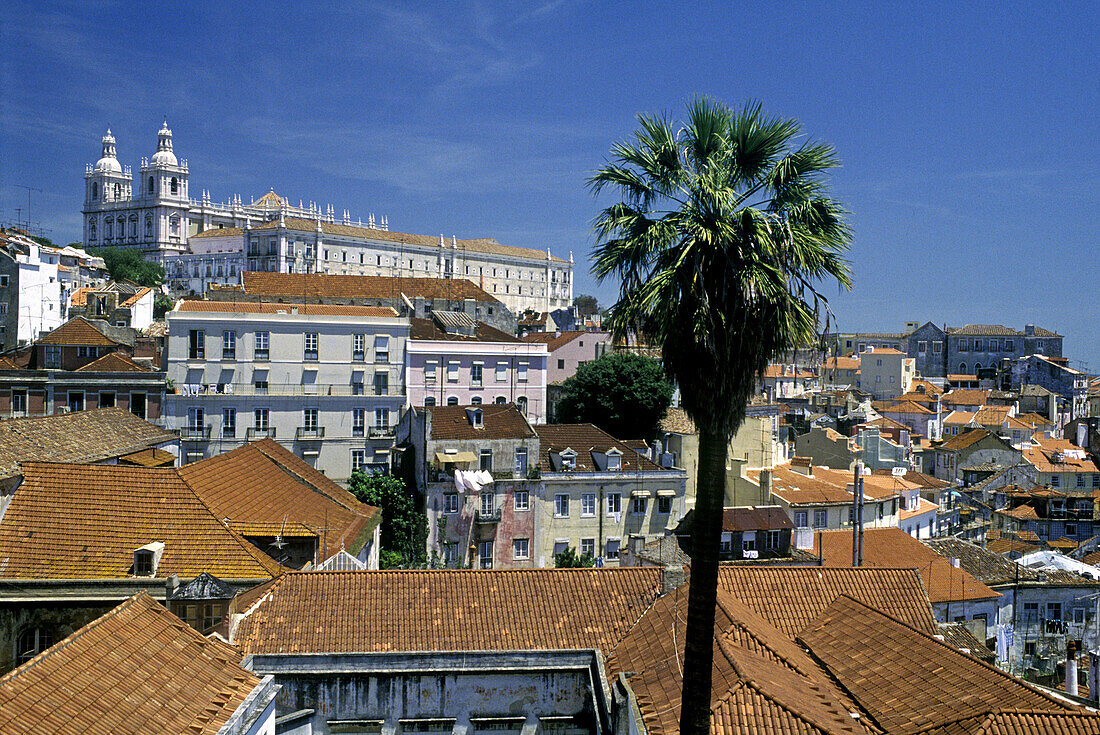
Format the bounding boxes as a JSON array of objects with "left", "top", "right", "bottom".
[{"left": 83, "top": 124, "right": 574, "bottom": 315}]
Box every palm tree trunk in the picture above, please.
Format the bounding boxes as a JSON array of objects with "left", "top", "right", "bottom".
[{"left": 679, "top": 424, "right": 729, "bottom": 735}]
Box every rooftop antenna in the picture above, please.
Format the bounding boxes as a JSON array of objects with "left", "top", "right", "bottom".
[{"left": 271, "top": 513, "right": 289, "bottom": 549}]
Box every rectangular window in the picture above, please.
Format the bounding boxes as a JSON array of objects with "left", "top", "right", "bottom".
[
  {"left": 424, "top": 360, "right": 437, "bottom": 382},
  {"left": 742, "top": 531, "right": 757, "bottom": 552},
  {"left": 221, "top": 330, "right": 236, "bottom": 360},
  {"left": 353, "top": 333, "right": 365, "bottom": 361},
  {"left": 974, "top": 339, "right": 984, "bottom": 352},
  {"left": 496, "top": 362, "right": 507, "bottom": 381},
  {"left": 607, "top": 492, "right": 621, "bottom": 515},
  {"left": 607, "top": 453, "right": 621, "bottom": 470},
  {"left": 765, "top": 530, "right": 781, "bottom": 549},
  {"left": 187, "top": 406, "right": 205, "bottom": 431},
  {"left": 130, "top": 392, "right": 146, "bottom": 419},
  {"left": 1005, "top": 339, "right": 1015, "bottom": 351},
  {"left": 513, "top": 538, "right": 529, "bottom": 560},
  {"left": 373, "top": 371, "right": 389, "bottom": 396},
  {"left": 480, "top": 492, "right": 494, "bottom": 516},
  {"left": 374, "top": 335, "right": 389, "bottom": 363},
  {"left": 44, "top": 345, "right": 61, "bottom": 368},
  {"left": 555, "top": 494, "right": 570, "bottom": 517},
  {"left": 515, "top": 447, "right": 528, "bottom": 476},
  {"left": 813, "top": 509, "right": 827, "bottom": 528},
  {"left": 478, "top": 540, "right": 493, "bottom": 569},
  {"left": 794, "top": 510, "right": 808, "bottom": 528},
  {"left": 67, "top": 391, "right": 84, "bottom": 412},
  {"left": 657, "top": 496, "right": 672, "bottom": 514},
  {"left": 188, "top": 329, "right": 205, "bottom": 359},
  {"left": 933, "top": 341, "right": 942, "bottom": 353},
  {"left": 514, "top": 490, "right": 529, "bottom": 511},
  {"left": 374, "top": 407, "right": 389, "bottom": 429},
  {"left": 304, "top": 332, "right": 319, "bottom": 361},
  {"left": 1051, "top": 475, "right": 1061, "bottom": 488},
  {"left": 918, "top": 341, "right": 927, "bottom": 352},
  {"left": 444, "top": 493, "right": 459, "bottom": 514},
  {"left": 1047, "top": 602, "right": 1062, "bottom": 620},
  {"left": 479, "top": 449, "right": 493, "bottom": 472},
  {"left": 471, "top": 363, "right": 483, "bottom": 387},
  {"left": 580, "top": 538, "right": 595, "bottom": 558},
  {"left": 958, "top": 340, "right": 968, "bottom": 352},
  {"left": 631, "top": 496, "right": 647, "bottom": 515},
  {"left": 606, "top": 538, "right": 621, "bottom": 560},
  {"left": 517, "top": 362, "right": 529, "bottom": 383},
  {"left": 11, "top": 389, "right": 26, "bottom": 415},
  {"left": 302, "top": 408, "right": 318, "bottom": 431},
  {"left": 254, "top": 408, "right": 269, "bottom": 430},
  {"left": 222, "top": 407, "right": 236, "bottom": 437},
  {"left": 351, "top": 449, "right": 367, "bottom": 472},
  {"left": 581, "top": 493, "right": 596, "bottom": 517},
  {"left": 443, "top": 542, "right": 458, "bottom": 566},
  {"left": 447, "top": 362, "right": 459, "bottom": 382},
  {"left": 1077, "top": 474, "right": 1086, "bottom": 488},
  {"left": 352, "top": 408, "right": 365, "bottom": 437},
  {"left": 557, "top": 359, "right": 565, "bottom": 369},
  {"left": 254, "top": 331, "right": 269, "bottom": 360}
]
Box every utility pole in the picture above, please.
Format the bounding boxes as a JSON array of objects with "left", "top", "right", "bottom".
[{"left": 852, "top": 461, "right": 864, "bottom": 567}]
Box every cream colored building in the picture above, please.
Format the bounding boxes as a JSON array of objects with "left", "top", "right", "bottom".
[{"left": 858, "top": 347, "right": 915, "bottom": 401}]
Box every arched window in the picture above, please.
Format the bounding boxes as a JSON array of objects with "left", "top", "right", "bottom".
[
  {"left": 959, "top": 363, "right": 967, "bottom": 374},
  {"left": 16, "top": 627, "right": 52, "bottom": 665},
  {"left": 89, "top": 220, "right": 96, "bottom": 240},
  {"left": 470, "top": 396, "right": 482, "bottom": 405},
  {"left": 113, "top": 183, "right": 121, "bottom": 199},
  {"left": 170, "top": 177, "right": 178, "bottom": 194},
  {"left": 129, "top": 215, "right": 137, "bottom": 238},
  {"left": 495, "top": 396, "right": 507, "bottom": 404},
  {"left": 973, "top": 363, "right": 982, "bottom": 372},
  {"left": 516, "top": 396, "right": 528, "bottom": 417},
  {"left": 169, "top": 215, "right": 180, "bottom": 236},
  {"left": 446, "top": 396, "right": 458, "bottom": 406},
  {"left": 104, "top": 218, "right": 112, "bottom": 238},
  {"left": 144, "top": 216, "right": 153, "bottom": 239},
  {"left": 424, "top": 396, "right": 436, "bottom": 407},
  {"left": 91, "top": 182, "right": 98, "bottom": 199},
  {"left": 148, "top": 176, "right": 155, "bottom": 194}
]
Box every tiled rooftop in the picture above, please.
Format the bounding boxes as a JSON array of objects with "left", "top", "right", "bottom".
[
  {"left": 1023, "top": 438, "right": 1100, "bottom": 474},
  {"left": 425, "top": 404, "right": 536, "bottom": 441},
  {"left": 232, "top": 568, "right": 663, "bottom": 655},
  {"left": 923, "top": 538, "right": 1043, "bottom": 586},
  {"left": 659, "top": 407, "right": 697, "bottom": 435},
  {"left": 939, "top": 428, "right": 996, "bottom": 452},
  {"left": 0, "top": 407, "right": 174, "bottom": 480},
  {"left": 942, "top": 389, "right": 992, "bottom": 407},
  {"left": 520, "top": 330, "right": 593, "bottom": 351},
  {"left": 813, "top": 528, "right": 1000, "bottom": 604},
  {"left": 36, "top": 316, "right": 122, "bottom": 346},
  {"left": 73, "top": 351, "right": 150, "bottom": 372},
  {"left": 750, "top": 464, "right": 905, "bottom": 506},
  {"left": 175, "top": 300, "right": 398, "bottom": 317},
  {"left": 535, "top": 423, "right": 667, "bottom": 473},
  {"left": 0, "top": 593, "right": 262, "bottom": 735},
  {"left": 178, "top": 439, "right": 380, "bottom": 557},
  {"left": 228, "top": 271, "right": 502, "bottom": 304},
  {"left": 0, "top": 462, "right": 283, "bottom": 580},
  {"left": 409, "top": 316, "right": 520, "bottom": 342},
  {"left": 797, "top": 596, "right": 1086, "bottom": 734}
]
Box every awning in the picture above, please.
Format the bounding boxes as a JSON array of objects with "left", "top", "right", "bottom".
[
  {"left": 631, "top": 490, "right": 653, "bottom": 497},
  {"left": 656, "top": 489, "right": 677, "bottom": 497},
  {"left": 436, "top": 451, "right": 477, "bottom": 464}
]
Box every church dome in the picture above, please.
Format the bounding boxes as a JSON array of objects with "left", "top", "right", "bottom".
[
  {"left": 94, "top": 128, "right": 122, "bottom": 173},
  {"left": 150, "top": 119, "right": 178, "bottom": 166}
]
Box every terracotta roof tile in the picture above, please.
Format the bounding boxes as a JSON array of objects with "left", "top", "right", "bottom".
[
  {"left": 424, "top": 404, "right": 536, "bottom": 441},
  {"left": 73, "top": 351, "right": 151, "bottom": 372},
  {"left": 1023, "top": 438, "right": 1100, "bottom": 474},
  {"left": 117, "top": 447, "right": 178, "bottom": 467},
  {"left": 233, "top": 568, "right": 663, "bottom": 655},
  {"left": 942, "top": 389, "right": 992, "bottom": 407},
  {"left": 813, "top": 528, "right": 1000, "bottom": 604},
  {"left": 176, "top": 300, "right": 397, "bottom": 317},
  {"left": 922, "top": 538, "right": 1042, "bottom": 585},
  {"left": 797, "top": 596, "right": 1085, "bottom": 734},
  {"left": 409, "top": 316, "right": 520, "bottom": 342},
  {"left": 937, "top": 622, "right": 996, "bottom": 663},
  {"left": 520, "top": 330, "right": 590, "bottom": 351},
  {"left": 0, "top": 462, "right": 283, "bottom": 580},
  {"left": 535, "top": 423, "right": 666, "bottom": 472},
  {"left": 230, "top": 270, "right": 503, "bottom": 304},
  {"left": 36, "top": 317, "right": 121, "bottom": 346},
  {"left": 0, "top": 408, "right": 174, "bottom": 480},
  {"left": 750, "top": 464, "right": 903, "bottom": 506},
  {"left": 940, "top": 428, "right": 995, "bottom": 452},
  {"left": 659, "top": 407, "right": 697, "bottom": 435},
  {"left": 178, "top": 439, "right": 380, "bottom": 557},
  {"left": 0, "top": 593, "right": 262, "bottom": 735},
  {"left": 723, "top": 506, "right": 795, "bottom": 532}
]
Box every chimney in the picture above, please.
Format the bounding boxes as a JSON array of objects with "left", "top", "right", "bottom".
[
  {"left": 759, "top": 469, "right": 773, "bottom": 497},
  {"left": 661, "top": 564, "right": 687, "bottom": 594},
  {"left": 1077, "top": 423, "right": 1087, "bottom": 449},
  {"left": 1066, "top": 640, "right": 1079, "bottom": 697},
  {"left": 1025, "top": 324, "right": 1035, "bottom": 336},
  {"left": 791, "top": 457, "right": 813, "bottom": 476}
]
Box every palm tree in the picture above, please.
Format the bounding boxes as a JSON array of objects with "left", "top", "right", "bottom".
[{"left": 590, "top": 99, "right": 852, "bottom": 735}]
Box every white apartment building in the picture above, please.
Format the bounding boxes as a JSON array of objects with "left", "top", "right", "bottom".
[
  {"left": 165, "top": 300, "right": 408, "bottom": 482},
  {"left": 0, "top": 230, "right": 64, "bottom": 350},
  {"left": 858, "top": 347, "right": 915, "bottom": 401}
]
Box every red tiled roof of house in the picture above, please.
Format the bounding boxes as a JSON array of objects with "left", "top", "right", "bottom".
[
  {"left": 824, "top": 356, "right": 860, "bottom": 370},
  {"left": 939, "top": 428, "right": 995, "bottom": 452},
  {"left": 0, "top": 462, "right": 284, "bottom": 580},
  {"left": 722, "top": 506, "right": 795, "bottom": 532},
  {"left": 1023, "top": 438, "right": 1100, "bottom": 474},
  {"left": 752, "top": 464, "right": 903, "bottom": 506},
  {"left": 813, "top": 528, "right": 1000, "bottom": 604},
  {"left": 178, "top": 439, "right": 381, "bottom": 557},
  {"left": 232, "top": 568, "right": 663, "bottom": 655},
  {"left": 0, "top": 407, "right": 174, "bottom": 480},
  {"left": 36, "top": 317, "right": 121, "bottom": 346},
  {"left": 520, "top": 330, "right": 590, "bottom": 351},
  {"left": 797, "top": 596, "right": 1087, "bottom": 734},
  {"left": 0, "top": 593, "right": 263, "bottom": 735},
  {"left": 73, "top": 351, "right": 150, "bottom": 372},
  {"left": 176, "top": 300, "right": 398, "bottom": 317},
  {"left": 409, "top": 316, "right": 520, "bottom": 342},
  {"left": 879, "top": 400, "right": 933, "bottom": 415},
  {"left": 117, "top": 447, "right": 177, "bottom": 468},
  {"left": 535, "top": 423, "right": 666, "bottom": 472},
  {"left": 975, "top": 405, "right": 1012, "bottom": 426},
  {"left": 942, "top": 389, "right": 991, "bottom": 407},
  {"left": 659, "top": 407, "right": 698, "bottom": 435},
  {"left": 424, "top": 404, "right": 535, "bottom": 441}
]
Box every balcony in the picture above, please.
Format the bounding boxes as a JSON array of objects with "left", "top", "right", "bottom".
[
  {"left": 296, "top": 426, "right": 325, "bottom": 440},
  {"left": 170, "top": 383, "right": 403, "bottom": 398},
  {"left": 369, "top": 426, "right": 395, "bottom": 439},
  {"left": 475, "top": 509, "right": 502, "bottom": 524},
  {"left": 181, "top": 425, "right": 211, "bottom": 440},
  {"left": 246, "top": 426, "right": 277, "bottom": 440}
]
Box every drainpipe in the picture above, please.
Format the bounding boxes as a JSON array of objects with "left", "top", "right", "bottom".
[{"left": 1066, "top": 639, "right": 1079, "bottom": 696}]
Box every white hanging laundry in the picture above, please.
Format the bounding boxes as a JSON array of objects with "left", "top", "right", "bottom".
[
  {"left": 223, "top": 383, "right": 233, "bottom": 394},
  {"left": 475, "top": 470, "right": 494, "bottom": 485},
  {"left": 454, "top": 470, "right": 464, "bottom": 493}
]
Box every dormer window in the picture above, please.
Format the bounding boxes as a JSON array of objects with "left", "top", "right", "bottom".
[
  {"left": 606, "top": 450, "right": 622, "bottom": 471},
  {"left": 467, "top": 407, "right": 484, "bottom": 428},
  {"left": 560, "top": 449, "right": 577, "bottom": 470},
  {"left": 133, "top": 542, "right": 164, "bottom": 577}
]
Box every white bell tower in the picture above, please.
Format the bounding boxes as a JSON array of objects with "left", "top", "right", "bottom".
[
  {"left": 82, "top": 128, "right": 133, "bottom": 248},
  {"left": 138, "top": 120, "right": 191, "bottom": 255}
]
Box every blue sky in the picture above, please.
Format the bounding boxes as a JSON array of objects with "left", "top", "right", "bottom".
[{"left": 1, "top": 2, "right": 1097, "bottom": 369}]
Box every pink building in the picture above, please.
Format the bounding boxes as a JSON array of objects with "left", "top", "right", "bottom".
[
  {"left": 521, "top": 330, "right": 612, "bottom": 384},
  {"left": 405, "top": 312, "right": 548, "bottom": 423}
]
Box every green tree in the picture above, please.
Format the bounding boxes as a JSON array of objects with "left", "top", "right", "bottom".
[
  {"left": 348, "top": 471, "right": 428, "bottom": 568},
  {"left": 89, "top": 246, "right": 166, "bottom": 288},
  {"left": 590, "top": 99, "right": 851, "bottom": 735},
  {"left": 572, "top": 294, "right": 600, "bottom": 318},
  {"left": 553, "top": 546, "right": 595, "bottom": 568},
  {"left": 555, "top": 352, "right": 674, "bottom": 440}
]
